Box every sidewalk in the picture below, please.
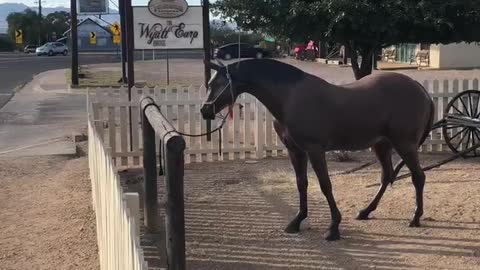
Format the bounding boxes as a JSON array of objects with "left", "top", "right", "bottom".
[{"left": 0, "top": 69, "right": 83, "bottom": 157}]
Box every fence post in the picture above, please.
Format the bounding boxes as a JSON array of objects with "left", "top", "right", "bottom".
[
  {"left": 142, "top": 103, "right": 160, "bottom": 233},
  {"left": 124, "top": 192, "right": 141, "bottom": 235},
  {"left": 164, "top": 136, "right": 186, "bottom": 270},
  {"left": 255, "top": 99, "right": 265, "bottom": 159}
]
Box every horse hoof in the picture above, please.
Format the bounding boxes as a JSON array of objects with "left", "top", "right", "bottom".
[
  {"left": 356, "top": 210, "right": 370, "bottom": 220},
  {"left": 324, "top": 229, "right": 341, "bottom": 241},
  {"left": 284, "top": 225, "right": 300, "bottom": 234},
  {"left": 409, "top": 220, "right": 421, "bottom": 227}
]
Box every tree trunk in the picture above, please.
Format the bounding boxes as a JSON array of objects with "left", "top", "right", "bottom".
[{"left": 346, "top": 42, "right": 375, "bottom": 80}]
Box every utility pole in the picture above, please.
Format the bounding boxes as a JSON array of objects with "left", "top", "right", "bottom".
[
  {"left": 71, "top": 0, "right": 79, "bottom": 86},
  {"left": 35, "top": 0, "right": 43, "bottom": 45}
]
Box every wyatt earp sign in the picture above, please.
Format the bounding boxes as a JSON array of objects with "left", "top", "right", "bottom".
[{"left": 133, "top": 1, "right": 203, "bottom": 49}]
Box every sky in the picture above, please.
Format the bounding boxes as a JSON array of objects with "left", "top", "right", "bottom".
[{"left": 0, "top": 0, "right": 203, "bottom": 8}]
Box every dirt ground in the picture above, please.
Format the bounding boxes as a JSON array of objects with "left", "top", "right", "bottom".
[
  {"left": 179, "top": 152, "right": 480, "bottom": 269},
  {"left": 0, "top": 155, "right": 99, "bottom": 270}
]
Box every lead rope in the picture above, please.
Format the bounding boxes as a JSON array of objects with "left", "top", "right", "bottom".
[{"left": 158, "top": 70, "right": 234, "bottom": 175}]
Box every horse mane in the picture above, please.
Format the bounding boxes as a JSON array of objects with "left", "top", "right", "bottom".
[{"left": 229, "top": 59, "right": 306, "bottom": 83}]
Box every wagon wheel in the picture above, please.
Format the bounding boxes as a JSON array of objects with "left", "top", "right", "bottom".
[{"left": 442, "top": 90, "right": 480, "bottom": 157}]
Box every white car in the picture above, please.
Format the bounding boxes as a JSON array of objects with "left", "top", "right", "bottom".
[{"left": 36, "top": 42, "right": 69, "bottom": 56}]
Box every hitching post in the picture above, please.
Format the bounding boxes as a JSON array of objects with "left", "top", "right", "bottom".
[
  {"left": 141, "top": 97, "right": 186, "bottom": 270},
  {"left": 141, "top": 98, "right": 160, "bottom": 233}
]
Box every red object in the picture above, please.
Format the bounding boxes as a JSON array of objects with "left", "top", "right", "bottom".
[
  {"left": 228, "top": 105, "right": 234, "bottom": 120},
  {"left": 294, "top": 44, "right": 306, "bottom": 60}
]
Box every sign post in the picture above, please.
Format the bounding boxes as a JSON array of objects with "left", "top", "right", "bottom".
[
  {"left": 71, "top": 0, "right": 79, "bottom": 86},
  {"left": 202, "top": 0, "right": 212, "bottom": 140},
  {"left": 119, "top": 0, "right": 127, "bottom": 83},
  {"left": 15, "top": 29, "right": 23, "bottom": 44}
]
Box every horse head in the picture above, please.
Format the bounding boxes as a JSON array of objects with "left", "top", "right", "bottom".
[{"left": 200, "top": 60, "right": 239, "bottom": 120}]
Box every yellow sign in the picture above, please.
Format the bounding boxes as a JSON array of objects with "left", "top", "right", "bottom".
[
  {"left": 113, "top": 35, "right": 121, "bottom": 44},
  {"left": 15, "top": 29, "right": 23, "bottom": 44},
  {"left": 110, "top": 22, "right": 121, "bottom": 35},
  {"left": 90, "top": 32, "right": 96, "bottom": 45}
]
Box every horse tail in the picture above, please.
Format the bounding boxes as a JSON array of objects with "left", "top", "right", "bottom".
[{"left": 391, "top": 82, "right": 435, "bottom": 184}]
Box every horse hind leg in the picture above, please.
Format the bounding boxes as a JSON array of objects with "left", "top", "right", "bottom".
[
  {"left": 357, "top": 140, "right": 394, "bottom": 220},
  {"left": 393, "top": 143, "right": 425, "bottom": 227},
  {"left": 273, "top": 121, "right": 308, "bottom": 234}
]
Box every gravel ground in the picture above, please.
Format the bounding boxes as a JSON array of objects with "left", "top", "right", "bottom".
[
  {"left": 179, "top": 152, "right": 480, "bottom": 269},
  {"left": 0, "top": 155, "right": 99, "bottom": 270}
]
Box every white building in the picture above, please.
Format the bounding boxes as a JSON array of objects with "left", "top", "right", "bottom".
[{"left": 391, "top": 42, "right": 480, "bottom": 69}]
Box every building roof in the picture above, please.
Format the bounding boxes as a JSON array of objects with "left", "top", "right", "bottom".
[{"left": 63, "top": 18, "right": 113, "bottom": 37}]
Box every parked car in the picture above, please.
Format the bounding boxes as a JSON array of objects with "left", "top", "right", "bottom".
[
  {"left": 36, "top": 42, "right": 68, "bottom": 56},
  {"left": 24, "top": 45, "right": 37, "bottom": 53},
  {"left": 214, "top": 43, "right": 269, "bottom": 60}
]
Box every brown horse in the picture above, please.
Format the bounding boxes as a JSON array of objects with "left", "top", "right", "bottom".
[{"left": 200, "top": 59, "right": 434, "bottom": 241}]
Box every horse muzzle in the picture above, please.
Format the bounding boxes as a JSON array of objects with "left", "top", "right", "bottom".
[{"left": 200, "top": 104, "right": 215, "bottom": 120}]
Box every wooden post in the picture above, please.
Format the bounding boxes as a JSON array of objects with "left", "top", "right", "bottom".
[
  {"left": 164, "top": 136, "right": 186, "bottom": 270},
  {"left": 141, "top": 97, "right": 186, "bottom": 270},
  {"left": 70, "top": 0, "right": 79, "bottom": 86},
  {"left": 142, "top": 102, "right": 160, "bottom": 232},
  {"left": 255, "top": 100, "right": 265, "bottom": 159},
  {"left": 118, "top": 0, "right": 127, "bottom": 83},
  {"left": 202, "top": 0, "right": 212, "bottom": 141},
  {"left": 125, "top": 0, "right": 135, "bottom": 151}
]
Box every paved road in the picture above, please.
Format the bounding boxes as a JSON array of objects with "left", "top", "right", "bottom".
[
  {"left": 0, "top": 52, "right": 121, "bottom": 108},
  {"left": 0, "top": 52, "right": 121, "bottom": 94}
]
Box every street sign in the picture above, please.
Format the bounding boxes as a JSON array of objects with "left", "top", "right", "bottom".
[
  {"left": 78, "top": 0, "right": 109, "bottom": 15},
  {"left": 15, "top": 29, "right": 23, "bottom": 44},
  {"left": 133, "top": 6, "right": 203, "bottom": 49},
  {"left": 90, "top": 32, "right": 96, "bottom": 44},
  {"left": 110, "top": 22, "right": 121, "bottom": 35},
  {"left": 113, "top": 35, "right": 121, "bottom": 44}
]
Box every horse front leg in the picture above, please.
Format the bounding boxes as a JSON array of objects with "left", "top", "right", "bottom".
[
  {"left": 308, "top": 150, "right": 342, "bottom": 241},
  {"left": 284, "top": 148, "right": 308, "bottom": 233},
  {"left": 273, "top": 121, "right": 308, "bottom": 233}
]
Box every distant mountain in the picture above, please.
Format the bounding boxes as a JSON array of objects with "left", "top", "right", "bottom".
[{"left": 0, "top": 3, "right": 69, "bottom": 33}]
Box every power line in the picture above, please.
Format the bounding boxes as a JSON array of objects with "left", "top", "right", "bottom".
[
  {"left": 109, "top": 0, "right": 119, "bottom": 10},
  {"left": 93, "top": 15, "right": 114, "bottom": 27}
]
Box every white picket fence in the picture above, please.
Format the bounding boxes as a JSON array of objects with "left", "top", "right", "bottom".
[
  {"left": 87, "top": 78, "right": 480, "bottom": 166},
  {"left": 88, "top": 120, "right": 148, "bottom": 270}
]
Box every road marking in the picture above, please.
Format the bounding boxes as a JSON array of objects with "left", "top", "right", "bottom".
[{"left": 0, "top": 138, "right": 65, "bottom": 156}]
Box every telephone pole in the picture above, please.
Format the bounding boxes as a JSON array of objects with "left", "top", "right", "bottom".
[{"left": 35, "top": 0, "right": 43, "bottom": 45}]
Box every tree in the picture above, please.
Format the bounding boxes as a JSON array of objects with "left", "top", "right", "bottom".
[
  {"left": 6, "top": 9, "right": 70, "bottom": 46},
  {"left": 42, "top": 11, "right": 70, "bottom": 42},
  {"left": 0, "top": 36, "right": 14, "bottom": 51},
  {"left": 210, "top": 22, "right": 263, "bottom": 47},
  {"left": 213, "top": 0, "right": 480, "bottom": 80},
  {"left": 7, "top": 8, "right": 41, "bottom": 45}
]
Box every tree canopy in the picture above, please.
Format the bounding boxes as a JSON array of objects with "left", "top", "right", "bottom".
[
  {"left": 210, "top": 22, "right": 263, "bottom": 48},
  {"left": 213, "top": 0, "right": 480, "bottom": 79},
  {"left": 7, "top": 9, "right": 70, "bottom": 46}
]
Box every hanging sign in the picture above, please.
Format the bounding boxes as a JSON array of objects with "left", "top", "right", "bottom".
[
  {"left": 133, "top": 4, "right": 203, "bottom": 49},
  {"left": 78, "top": 0, "right": 109, "bottom": 14}
]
